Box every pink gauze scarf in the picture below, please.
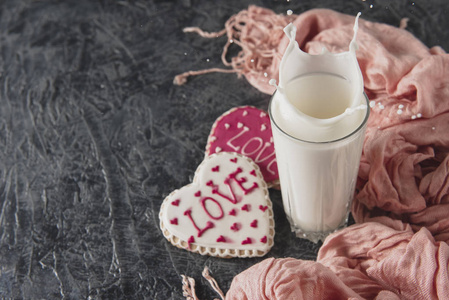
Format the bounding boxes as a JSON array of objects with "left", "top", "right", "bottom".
[{"left": 175, "top": 6, "right": 449, "bottom": 299}]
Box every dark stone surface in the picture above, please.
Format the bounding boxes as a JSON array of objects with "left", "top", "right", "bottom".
[{"left": 0, "top": 0, "right": 447, "bottom": 299}]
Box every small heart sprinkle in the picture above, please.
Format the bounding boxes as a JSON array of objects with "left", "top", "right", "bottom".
[
  {"left": 259, "top": 205, "right": 268, "bottom": 212},
  {"left": 260, "top": 236, "right": 267, "bottom": 243},
  {"left": 171, "top": 199, "right": 180, "bottom": 206},
  {"left": 170, "top": 218, "right": 178, "bottom": 225},
  {"left": 241, "top": 204, "right": 250, "bottom": 211},
  {"left": 217, "top": 235, "right": 226, "bottom": 243},
  {"left": 194, "top": 191, "right": 201, "bottom": 197},
  {"left": 230, "top": 223, "right": 240, "bottom": 231},
  {"left": 212, "top": 165, "right": 219, "bottom": 172},
  {"left": 229, "top": 209, "right": 237, "bottom": 216},
  {"left": 241, "top": 237, "right": 252, "bottom": 245},
  {"left": 250, "top": 220, "right": 258, "bottom": 228}
]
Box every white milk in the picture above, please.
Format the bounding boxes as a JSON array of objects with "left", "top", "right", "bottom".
[{"left": 269, "top": 14, "right": 369, "bottom": 242}]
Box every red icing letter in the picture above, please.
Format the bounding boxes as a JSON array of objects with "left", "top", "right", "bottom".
[
  {"left": 201, "top": 197, "right": 224, "bottom": 220},
  {"left": 184, "top": 209, "right": 214, "bottom": 237},
  {"left": 229, "top": 168, "right": 258, "bottom": 195},
  {"left": 211, "top": 167, "right": 259, "bottom": 204}
]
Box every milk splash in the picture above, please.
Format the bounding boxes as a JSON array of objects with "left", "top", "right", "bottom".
[{"left": 270, "top": 13, "right": 367, "bottom": 142}]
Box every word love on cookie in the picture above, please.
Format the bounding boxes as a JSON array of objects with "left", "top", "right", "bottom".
[
  {"left": 206, "top": 106, "right": 279, "bottom": 187},
  {"left": 159, "top": 152, "right": 275, "bottom": 258}
]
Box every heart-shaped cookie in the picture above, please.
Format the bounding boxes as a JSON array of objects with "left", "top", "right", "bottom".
[
  {"left": 159, "top": 152, "right": 275, "bottom": 258},
  {"left": 206, "top": 106, "right": 279, "bottom": 187}
]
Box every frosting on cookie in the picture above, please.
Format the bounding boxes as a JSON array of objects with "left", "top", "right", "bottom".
[
  {"left": 159, "top": 152, "right": 275, "bottom": 258},
  {"left": 206, "top": 106, "right": 279, "bottom": 187}
]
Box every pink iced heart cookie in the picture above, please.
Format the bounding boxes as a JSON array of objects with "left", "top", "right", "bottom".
[
  {"left": 206, "top": 106, "right": 279, "bottom": 187},
  {"left": 159, "top": 152, "right": 275, "bottom": 258}
]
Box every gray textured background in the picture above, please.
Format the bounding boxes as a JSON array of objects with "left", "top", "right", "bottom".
[{"left": 0, "top": 0, "right": 448, "bottom": 299}]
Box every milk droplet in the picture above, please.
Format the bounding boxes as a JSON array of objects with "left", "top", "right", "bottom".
[
  {"left": 230, "top": 39, "right": 234, "bottom": 43},
  {"left": 398, "top": 104, "right": 404, "bottom": 109},
  {"left": 417, "top": 113, "right": 422, "bottom": 118},
  {"left": 264, "top": 72, "right": 268, "bottom": 77},
  {"left": 379, "top": 105, "right": 385, "bottom": 110},
  {"left": 369, "top": 100, "right": 376, "bottom": 108},
  {"left": 206, "top": 58, "right": 210, "bottom": 62},
  {"left": 370, "top": 4, "right": 374, "bottom": 8},
  {"left": 287, "top": 9, "right": 293, "bottom": 15},
  {"left": 344, "top": 104, "right": 367, "bottom": 116},
  {"left": 411, "top": 115, "right": 417, "bottom": 120},
  {"left": 397, "top": 109, "right": 403, "bottom": 115},
  {"left": 432, "top": 127, "right": 436, "bottom": 130}
]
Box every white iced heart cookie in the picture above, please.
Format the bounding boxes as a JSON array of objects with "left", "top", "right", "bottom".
[{"left": 159, "top": 152, "right": 275, "bottom": 258}]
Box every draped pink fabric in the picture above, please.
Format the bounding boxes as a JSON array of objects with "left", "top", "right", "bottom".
[
  {"left": 227, "top": 223, "right": 449, "bottom": 299},
  {"left": 177, "top": 6, "right": 449, "bottom": 300}
]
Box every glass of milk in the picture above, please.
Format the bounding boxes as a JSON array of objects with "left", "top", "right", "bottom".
[{"left": 269, "top": 16, "right": 369, "bottom": 242}]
